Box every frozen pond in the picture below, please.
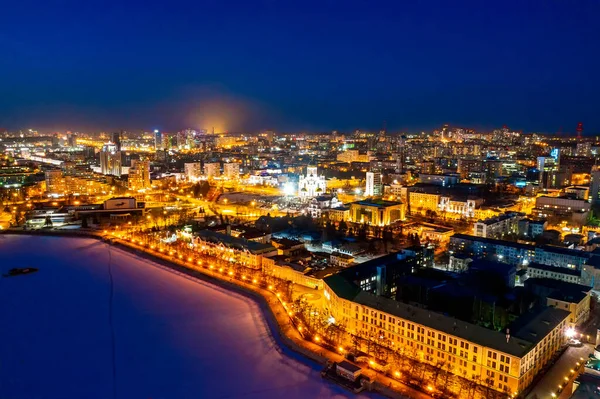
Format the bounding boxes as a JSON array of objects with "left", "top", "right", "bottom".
[{"left": 0, "top": 235, "right": 378, "bottom": 399}]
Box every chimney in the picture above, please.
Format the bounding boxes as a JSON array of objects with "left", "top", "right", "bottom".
[
  {"left": 506, "top": 328, "right": 510, "bottom": 343},
  {"left": 226, "top": 224, "right": 231, "bottom": 236}
]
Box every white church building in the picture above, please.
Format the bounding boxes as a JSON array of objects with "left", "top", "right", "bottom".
[{"left": 298, "top": 166, "right": 327, "bottom": 200}]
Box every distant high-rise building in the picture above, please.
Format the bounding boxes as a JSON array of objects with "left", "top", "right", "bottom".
[
  {"left": 365, "top": 171, "right": 383, "bottom": 197},
  {"left": 45, "top": 170, "right": 64, "bottom": 194},
  {"left": 590, "top": 165, "right": 600, "bottom": 205},
  {"left": 161, "top": 133, "right": 172, "bottom": 150},
  {"left": 223, "top": 162, "right": 240, "bottom": 180},
  {"left": 537, "top": 154, "right": 559, "bottom": 189},
  {"left": 576, "top": 142, "right": 591, "bottom": 157},
  {"left": 111, "top": 132, "right": 122, "bottom": 151},
  {"left": 128, "top": 160, "right": 150, "bottom": 191},
  {"left": 100, "top": 142, "right": 122, "bottom": 176},
  {"left": 184, "top": 162, "right": 202, "bottom": 181},
  {"left": 203, "top": 162, "right": 220, "bottom": 179},
  {"left": 66, "top": 132, "right": 76, "bottom": 147},
  {"left": 154, "top": 130, "right": 162, "bottom": 150}
]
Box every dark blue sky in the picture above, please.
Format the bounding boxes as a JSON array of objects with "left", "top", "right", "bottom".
[{"left": 1, "top": 0, "right": 599, "bottom": 134}]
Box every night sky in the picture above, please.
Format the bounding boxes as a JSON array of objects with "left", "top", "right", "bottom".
[{"left": 1, "top": 0, "right": 599, "bottom": 134}]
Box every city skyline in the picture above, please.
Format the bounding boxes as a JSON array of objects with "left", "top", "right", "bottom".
[{"left": 1, "top": 0, "right": 600, "bottom": 133}]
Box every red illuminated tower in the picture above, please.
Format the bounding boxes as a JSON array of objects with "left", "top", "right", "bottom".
[{"left": 577, "top": 122, "right": 583, "bottom": 139}]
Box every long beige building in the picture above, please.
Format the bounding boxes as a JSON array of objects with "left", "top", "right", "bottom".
[{"left": 323, "top": 275, "right": 570, "bottom": 396}]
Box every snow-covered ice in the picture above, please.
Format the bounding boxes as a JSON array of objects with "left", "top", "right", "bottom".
[{"left": 0, "top": 235, "right": 379, "bottom": 399}]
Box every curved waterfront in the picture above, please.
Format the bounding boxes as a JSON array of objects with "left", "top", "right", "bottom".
[{"left": 0, "top": 235, "right": 378, "bottom": 399}]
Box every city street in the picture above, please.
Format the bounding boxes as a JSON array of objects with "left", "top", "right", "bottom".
[{"left": 525, "top": 344, "right": 593, "bottom": 399}]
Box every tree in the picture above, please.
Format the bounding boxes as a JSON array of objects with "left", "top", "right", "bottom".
[{"left": 338, "top": 220, "right": 348, "bottom": 235}]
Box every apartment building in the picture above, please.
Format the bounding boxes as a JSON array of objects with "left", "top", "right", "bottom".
[
  {"left": 526, "top": 263, "right": 582, "bottom": 284},
  {"left": 473, "top": 212, "right": 522, "bottom": 239},
  {"left": 450, "top": 234, "right": 591, "bottom": 269},
  {"left": 323, "top": 274, "right": 569, "bottom": 396}
]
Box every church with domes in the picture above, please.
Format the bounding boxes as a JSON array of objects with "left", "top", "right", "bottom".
[{"left": 298, "top": 166, "right": 327, "bottom": 200}]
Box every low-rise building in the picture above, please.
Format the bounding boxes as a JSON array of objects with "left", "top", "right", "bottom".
[
  {"left": 450, "top": 234, "right": 535, "bottom": 267},
  {"left": 448, "top": 254, "right": 472, "bottom": 272},
  {"left": 525, "top": 278, "right": 592, "bottom": 328},
  {"left": 330, "top": 252, "right": 355, "bottom": 268},
  {"left": 348, "top": 199, "right": 405, "bottom": 226},
  {"left": 307, "top": 195, "right": 342, "bottom": 219},
  {"left": 526, "top": 262, "right": 582, "bottom": 284},
  {"left": 450, "top": 234, "right": 591, "bottom": 269},
  {"left": 418, "top": 173, "right": 459, "bottom": 187},
  {"left": 193, "top": 230, "right": 277, "bottom": 269},
  {"left": 327, "top": 206, "right": 350, "bottom": 222}
]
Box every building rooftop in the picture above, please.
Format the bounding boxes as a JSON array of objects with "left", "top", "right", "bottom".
[
  {"left": 195, "top": 230, "right": 276, "bottom": 254},
  {"left": 510, "top": 306, "right": 572, "bottom": 345},
  {"left": 475, "top": 212, "right": 522, "bottom": 226},
  {"left": 325, "top": 261, "right": 571, "bottom": 358},
  {"left": 351, "top": 199, "right": 404, "bottom": 208},
  {"left": 323, "top": 274, "right": 361, "bottom": 301},
  {"left": 525, "top": 277, "right": 591, "bottom": 303},
  {"left": 352, "top": 290, "right": 568, "bottom": 358},
  {"left": 537, "top": 244, "right": 591, "bottom": 259},
  {"left": 451, "top": 233, "right": 535, "bottom": 251},
  {"left": 452, "top": 234, "right": 592, "bottom": 260}
]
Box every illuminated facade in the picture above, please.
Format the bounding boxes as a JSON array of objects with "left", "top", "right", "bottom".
[
  {"left": 349, "top": 199, "right": 405, "bottom": 226},
  {"left": 298, "top": 166, "right": 326, "bottom": 200},
  {"left": 365, "top": 171, "right": 382, "bottom": 197},
  {"left": 128, "top": 160, "right": 150, "bottom": 191},
  {"left": 184, "top": 162, "right": 202, "bottom": 181},
  {"left": 45, "top": 170, "right": 65, "bottom": 195},
  {"left": 223, "top": 162, "right": 240, "bottom": 180},
  {"left": 204, "top": 162, "right": 220, "bottom": 179},
  {"left": 99, "top": 142, "right": 122, "bottom": 177},
  {"left": 323, "top": 275, "right": 569, "bottom": 397}
]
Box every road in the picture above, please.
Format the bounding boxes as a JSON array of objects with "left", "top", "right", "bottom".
[{"left": 525, "top": 344, "right": 592, "bottom": 399}]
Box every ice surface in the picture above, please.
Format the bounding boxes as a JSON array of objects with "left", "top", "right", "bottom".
[{"left": 0, "top": 235, "right": 379, "bottom": 399}]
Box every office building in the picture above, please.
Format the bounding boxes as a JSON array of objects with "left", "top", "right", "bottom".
[
  {"left": 349, "top": 199, "right": 405, "bottom": 226},
  {"left": 537, "top": 155, "right": 559, "bottom": 189},
  {"left": 365, "top": 171, "right": 382, "bottom": 197},
  {"left": 100, "top": 142, "right": 122, "bottom": 177},
  {"left": 590, "top": 165, "right": 600, "bottom": 205},
  {"left": 154, "top": 130, "right": 162, "bottom": 150}
]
